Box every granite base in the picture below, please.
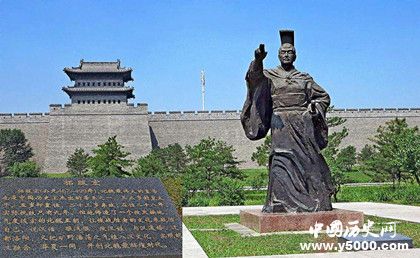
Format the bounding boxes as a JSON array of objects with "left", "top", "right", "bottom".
[{"left": 240, "top": 209, "right": 364, "bottom": 233}]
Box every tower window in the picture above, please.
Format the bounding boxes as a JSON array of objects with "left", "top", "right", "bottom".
[
  {"left": 118, "top": 100, "right": 121, "bottom": 104},
  {"left": 78, "top": 82, "right": 81, "bottom": 86},
  {"left": 78, "top": 100, "right": 81, "bottom": 104},
  {"left": 98, "top": 100, "right": 101, "bottom": 104},
  {"left": 82, "top": 82, "right": 85, "bottom": 86},
  {"left": 87, "top": 100, "right": 90, "bottom": 104},
  {"left": 113, "top": 82, "right": 116, "bottom": 86},
  {"left": 98, "top": 82, "right": 101, "bottom": 86},
  {"left": 82, "top": 101, "right": 85, "bottom": 104},
  {"left": 92, "top": 100, "right": 95, "bottom": 104},
  {"left": 92, "top": 82, "right": 95, "bottom": 86},
  {"left": 87, "top": 82, "right": 90, "bottom": 86}
]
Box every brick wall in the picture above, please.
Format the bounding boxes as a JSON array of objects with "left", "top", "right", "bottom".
[{"left": 1, "top": 107, "right": 419, "bottom": 172}]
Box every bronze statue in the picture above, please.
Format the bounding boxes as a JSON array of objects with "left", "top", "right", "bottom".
[{"left": 241, "top": 30, "right": 334, "bottom": 213}]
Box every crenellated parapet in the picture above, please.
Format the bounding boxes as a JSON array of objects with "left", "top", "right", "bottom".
[
  {"left": 148, "top": 110, "right": 241, "bottom": 121},
  {"left": 148, "top": 108, "right": 420, "bottom": 121},
  {"left": 328, "top": 108, "right": 420, "bottom": 118},
  {"left": 0, "top": 112, "right": 50, "bottom": 124}
]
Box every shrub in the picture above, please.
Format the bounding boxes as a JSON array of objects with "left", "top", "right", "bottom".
[
  {"left": 161, "top": 176, "right": 183, "bottom": 217},
  {"left": 9, "top": 161, "right": 40, "bottom": 177},
  {"left": 215, "top": 178, "right": 245, "bottom": 206},
  {"left": 188, "top": 195, "right": 211, "bottom": 207},
  {"left": 249, "top": 170, "right": 267, "bottom": 190}
]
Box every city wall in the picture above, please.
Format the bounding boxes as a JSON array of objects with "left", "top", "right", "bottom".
[
  {"left": 43, "top": 103, "right": 151, "bottom": 173},
  {"left": 1, "top": 107, "right": 420, "bottom": 172},
  {"left": 0, "top": 113, "right": 50, "bottom": 166},
  {"left": 148, "top": 108, "right": 420, "bottom": 168}
]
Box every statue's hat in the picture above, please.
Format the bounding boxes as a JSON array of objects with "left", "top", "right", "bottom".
[{"left": 280, "top": 30, "right": 294, "bottom": 46}]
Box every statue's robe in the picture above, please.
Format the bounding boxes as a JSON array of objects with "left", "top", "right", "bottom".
[{"left": 241, "top": 60, "right": 334, "bottom": 213}]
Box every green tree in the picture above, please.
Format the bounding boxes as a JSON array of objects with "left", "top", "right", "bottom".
[
  {"left": 184, "top": 138, "right": 244, "bottom": 202},
  {"left": 10, "top": 161, "right": 40, "bottom": 177},
  {"left": 322, "top": 127, "right": 350, "bottom": 202},
  {"left": 133, "top": 143, "right": 187, "bottom": 178},
  {"left": 88, "top": 136, "right": 132, "bottom": 178},
  {"left": 322, "top": 107, "right": 349, "bottom": 201},
  {"left": 66, "top": 148, "right": 90, "bottom": 177},
  {"left": 336, "top": 145, "right": 357, "bottom": 171},
  {"left": 0, "top": 129, "right": 33, "bottom": 176},
  {"left": 357, "top": 144, "right": 375, "bottom": 164},
  {"left": 400, "top": 129, "right": 420, "bottom": 185},
  {"left": 251, "top": 135, "right": 271, "bottom": 167},
  {"left": 367, "top": 118, "right": 420, "bottom": 187}
]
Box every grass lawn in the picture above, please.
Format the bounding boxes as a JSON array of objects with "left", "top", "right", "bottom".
[
  {"left": 337, "top": 184, "right": 420, "bottom": 206},
  {"left": 242, "top": 168, "right": 267, "bottom": 177},
  {"left": 243, "top": 184, "right": 420, "bottom": 206},
  {"left": 344, "top": 170, "right": 374, "bottom": 183},
  {"left": 241, "top": 167, "right": 268, "bottom": 187},
  {"left": 40, "top": 172, "right": 72, "bottom": 178},
  {"left": 244, "top": 190, "right": 266, "bottom": 205},
  {"left": 183, "top": 214, "right": 420, "bottom": 257}
]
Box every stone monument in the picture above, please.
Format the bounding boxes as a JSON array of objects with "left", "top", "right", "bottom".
[
  {"left": 240, "top": 30, "right": 363, "bottom": 232},
  {"left": 0, "top": 178, "right": 182, "bottom": 258}
]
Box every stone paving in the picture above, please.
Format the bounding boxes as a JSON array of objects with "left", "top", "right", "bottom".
[
  {"left": 182, "top": 202, "right": 420, "bottom": 258},
  {"left": 182, "top": 223, "right": 208, "bottom": 258},
  {"left": 333, "top": 202, "right": 420, "bottom": 223},
  {"left": 231, "top": 248, "right": 420, "bottom": 258}
]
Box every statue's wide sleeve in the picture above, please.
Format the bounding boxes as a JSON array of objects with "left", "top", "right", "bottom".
[
  {"left": 240, "top": 60, "right": 272, "bottom": 140},
  {"left": 309, "top": 80, "right": 330, "bottom": 150},
  {"left": 310, "top": 81, "right": 330, "bottom": 117}
]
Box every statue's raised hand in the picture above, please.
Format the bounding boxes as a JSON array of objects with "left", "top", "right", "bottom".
[{"left": 254, "top": 44, "right": 267, "bottom": 62}]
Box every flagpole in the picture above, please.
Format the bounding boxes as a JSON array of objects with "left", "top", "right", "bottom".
[{"left": 201, "top": 70, "right": 205, "bottom": 111}]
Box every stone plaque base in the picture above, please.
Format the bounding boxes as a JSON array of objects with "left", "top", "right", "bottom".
[
  {"left": 240, "top": 209, "right": 364, "bottom": 233},
  {"left": 338, "top": 233, "right": 413, "bottom": 250}
]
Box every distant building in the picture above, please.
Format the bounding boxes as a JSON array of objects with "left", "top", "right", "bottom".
[
  {"left": 62, "top": 60, "right": 134, "bottom": 104},
  {"left": 1, "top": 60, "right": 419, "bottom": 173}
]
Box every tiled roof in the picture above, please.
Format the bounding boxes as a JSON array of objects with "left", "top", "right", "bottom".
[
  {"left": 62, "top": 86, "right": 134, "bottom": 98},
  {"left": 64, "top": 60, "right": 132, "bottom": 73},
  {"left": 63, "top": 60, "right": 134, "bottom": 82},
  {"left": 62, "top": 86, "right": 134, "bottom": 92}
]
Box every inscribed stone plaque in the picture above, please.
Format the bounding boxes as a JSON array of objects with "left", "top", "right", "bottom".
[{"left": 0, "top": 178, "right": 182, "bottom": 258}]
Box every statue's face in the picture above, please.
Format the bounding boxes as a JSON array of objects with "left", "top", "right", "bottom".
[{"left": 279, "top": 43, "right": 296, "bottom": 65}]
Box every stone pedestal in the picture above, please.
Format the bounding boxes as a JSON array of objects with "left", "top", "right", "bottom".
[{"left": 240, "top": 209, "right": 364, "bottom": 233}]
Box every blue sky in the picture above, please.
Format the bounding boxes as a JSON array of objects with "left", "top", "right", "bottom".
[{"left": 0, "top": 0, "right": 419, "bottom": 113}]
